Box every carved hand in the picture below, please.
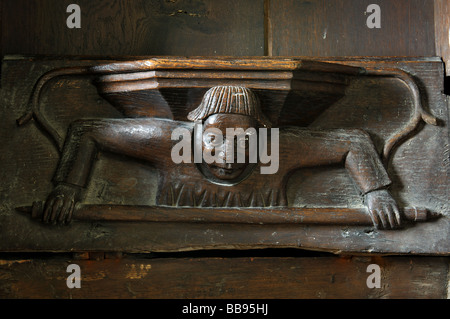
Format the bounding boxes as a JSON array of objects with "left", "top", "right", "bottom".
[
  {"left": 42, "top": 183, "right": 82, "bottom": 225},
  {"left": 364, "top": 189, "right": 402, "bottom": 229}
]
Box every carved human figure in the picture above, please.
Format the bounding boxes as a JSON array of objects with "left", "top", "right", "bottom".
[{"left": 43, "top": 86, "right": 401, "bottom": 229}]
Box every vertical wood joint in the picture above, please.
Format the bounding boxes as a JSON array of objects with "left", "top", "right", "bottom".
[{"left": 264, "top": 0, "right": 272, "bottom": 56}]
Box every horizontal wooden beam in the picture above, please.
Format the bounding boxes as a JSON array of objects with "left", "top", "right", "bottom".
[
  {"left": 0, "top": 255, "right": 448, "bottom": 299},
  {"left": 17, "top": 202, "right": 438, "bottom": 225}
]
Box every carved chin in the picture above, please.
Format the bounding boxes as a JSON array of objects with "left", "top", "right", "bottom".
[{"left": 207, "top": 165, "right": 246, "bottom": 180}]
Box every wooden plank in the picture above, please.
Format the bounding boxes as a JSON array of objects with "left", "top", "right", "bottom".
[
  {"left": 1, "top": 0, "right": 264, "bottom": 56},
  {"left": 264, "top": 0, "right": 272, "bottom": 56},
  {"left": 0, "top": 0, "right": 3, "bottom": 57},
  {"left": 434, "top": 0, "right": 450, "bottom": 73},
  {"left": 0, "top": 255, "right": 447, "bottom": 298},
  {"left": 269, "top": 0, "right": 436, "bottom": 57}
]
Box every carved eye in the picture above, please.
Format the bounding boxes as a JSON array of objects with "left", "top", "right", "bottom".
[
  {"left": 203, "top": 133, "right": 221, "bottom": 147},
  {"left": 238, "top": 135, "right": 250, "bottom": 149}
]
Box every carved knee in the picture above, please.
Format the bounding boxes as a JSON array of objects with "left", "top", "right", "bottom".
[{"left": 346, "top": 128, "right": 372, "bottom": 142}]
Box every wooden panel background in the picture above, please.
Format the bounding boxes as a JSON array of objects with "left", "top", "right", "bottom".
[
  {"left": 0, "top": 254, "right": 448, "bottom": 299},
  {"left": 1, "top": 0, "right": 449, "bottom": 299},
  {"left": 0, "top": 0, "right": 440, "bottom": 58},
  {"left": 1, "top": 0, "right": 265, "bottom": 56},
  {"left": 268, "top": 0, "right": 436, "bottom": 57}
]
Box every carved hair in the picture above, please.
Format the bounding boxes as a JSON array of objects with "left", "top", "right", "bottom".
[{"left": 187, "top": 86, "right": 272, "bottom": 127}]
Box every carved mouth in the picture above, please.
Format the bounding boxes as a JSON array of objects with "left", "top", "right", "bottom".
[
  {"left": 211, "top": 165, "right": 237, "bottom": 174},
  {"left": 198, "top": 161, "right": 257, "bottom": 185}
]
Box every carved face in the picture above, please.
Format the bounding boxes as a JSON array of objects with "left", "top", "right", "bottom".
[{"left": 199, "top": 114, "right": 259, "bottom": 181}]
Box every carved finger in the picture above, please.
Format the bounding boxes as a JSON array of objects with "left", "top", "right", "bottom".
[
  {"left": 393, "top": 205, "right": 402, "bottom": 228},
  {"left": 368, "top": 209, "right": 380, "bottom": 229},
  {"left": 65, "top": 200, "right": 75, "bottom": 225},
  {"left": 377, "top": 209, "right": 388, "bottom": 230},
  {"left": 386, "top": 205, "right": 396, "bottom": 229},
  {"left": 57, "top": 199, "right": 73, "bottom": 224},
  {"left": 50, "top": 197, "right": 64, "bottom": 223},
  {"left": 42, "top": 198, "right": 55, "bottom": 223}
]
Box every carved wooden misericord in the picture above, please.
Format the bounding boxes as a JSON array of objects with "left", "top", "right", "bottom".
[{"left": 1, "top": 56, "right": 448, "bottom": 254}]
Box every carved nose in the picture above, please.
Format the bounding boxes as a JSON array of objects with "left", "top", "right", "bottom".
[{"left": 219, "top": 139, "right": 235, "bottom": 162}]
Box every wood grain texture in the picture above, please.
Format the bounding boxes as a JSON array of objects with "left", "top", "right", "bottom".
[
  {"left": 0, "top": 255, "right": 448, "bottom": 298},
  {"left": 269, "top": 0, "right": 436, "bottom": 57},
  {"left": 0, "top": 57, "right": 448, "bottom": 255},
  {"left": 0, "top": 1, "right": 448, "bottom": 301},
  {"left": 20, "top": 203, "right": 433, "bottom": 225},
  {"left": 1, "top": 0, "right": 264, "bottom": 56},
  {"left": 434, "top": 0, "right": 450, "bottom": 73}
]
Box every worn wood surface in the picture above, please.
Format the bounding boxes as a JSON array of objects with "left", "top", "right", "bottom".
[
  {"left": 268, "top": 0, "right": 436, "bottom": 57},
  {"left": 434, "top": 0, "right": 450, "bottom": 73},
  {"left": 1, "top": 0, "right": 441, "bottom": 59},
  {"left": 0, "top": 254, "right": 448, "bottom": 298},
  {"left": 0, "top": 56, "right": 448, "bottom": 255},
  {"left": 90, "top": 57, "right": 361, "bottom": 127},
  {"left": 0, "top": 1, "right": 448, "bottom": 301},
  {"left": 1, "top": 0, "right": 264, "bottom": 56},
  {"left": 18, "top": 203, "right": 433, "bottom": 225}
]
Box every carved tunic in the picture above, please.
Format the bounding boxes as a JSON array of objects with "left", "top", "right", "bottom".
[{"left": 157, "top": 163, "right": 287, "bottom": 207}]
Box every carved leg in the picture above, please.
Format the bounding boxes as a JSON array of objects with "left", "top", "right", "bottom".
[
  {"left": 285, "top": 127, "right": 391, "bottom": 194},
  {"left": 324, "top": 129, "right": 400, "bottom": 229}
]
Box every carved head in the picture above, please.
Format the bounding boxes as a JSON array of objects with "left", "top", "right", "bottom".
[{"left": 188, "top": 86, "right": 271, "bottom": 182}]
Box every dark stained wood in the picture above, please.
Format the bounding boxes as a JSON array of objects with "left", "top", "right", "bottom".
[
  {"left": 0, "top": 56, "right": 448, "bottom": 255},
  {"left": 1, "top": 0, "right": 264, "bottom": 56},
  {"left": 0, "top": 255, "right": 448, "bottom": 298},
  {"left": 434, "top": 0, "right": 450, "bottom": 73},
  {"left": 13, "top": 57, "right": 437, "bottom": 233},
  {"left": 0, "top": 1, "right": 439, "bottom": 58},
  {"left": 91, "top": 58, "right": 362, "bottom": 127},
  {"left": 19, "top": 203, "right": 434, "bottom": 226},
  {"left": 0, "top": 0, "right": 2, "bottom": 58},
  {"left": 0, "top": 0, "right": 448, "bottom": 301},
  {"left": 269, "top": 0, "right": 436, "bottom": 57}
]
